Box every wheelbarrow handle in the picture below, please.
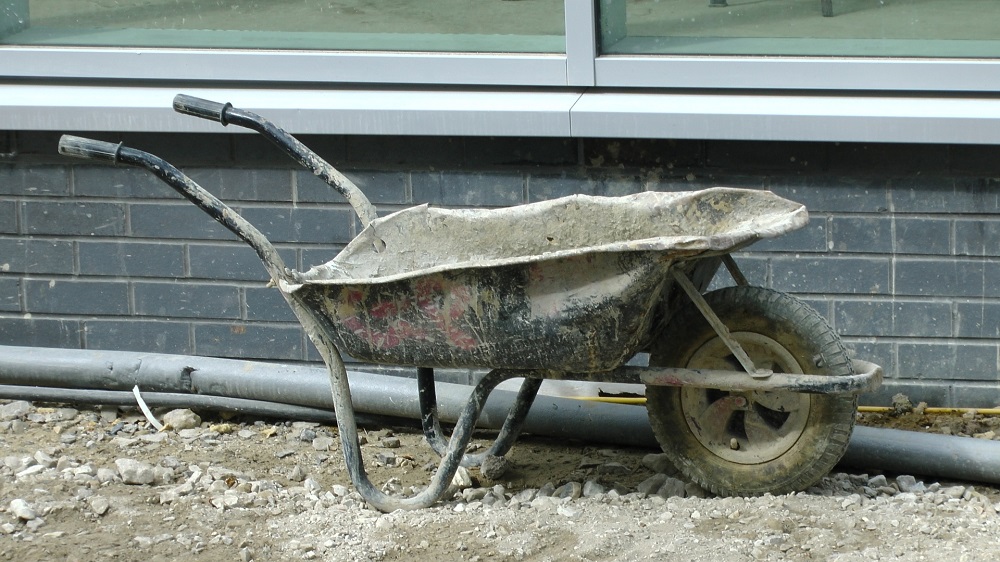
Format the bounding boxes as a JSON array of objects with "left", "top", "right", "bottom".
[
  {"left": 170, "top": 94, "right": 380, "bottom": 234},
  {"left": 58, "top": 135, "right": 293, "bottom": 285},
  {"left": 173, "top": 94, "right": 233, "bottom": 125},
  {"left": 56, "top": 136, "right": 123, "bottom": 163}
]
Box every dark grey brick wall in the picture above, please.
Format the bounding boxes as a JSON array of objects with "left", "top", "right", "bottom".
[{"left": 1, "top": 133, "right": 999, "bottom": 406}]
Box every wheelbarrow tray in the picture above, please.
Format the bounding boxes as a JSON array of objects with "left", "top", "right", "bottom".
[{"left": 285, "top": 188, "right": 807, "bottom": 372}]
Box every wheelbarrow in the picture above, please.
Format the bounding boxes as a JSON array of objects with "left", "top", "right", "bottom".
[{"left": 58, "top": 95, "right": 881, "bottom": 512}]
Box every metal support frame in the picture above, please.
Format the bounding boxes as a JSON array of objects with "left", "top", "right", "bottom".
[
  {"left": 670, "top": 268, "right": 772, "bottom": 379},
  {"left": 722, "top": 254, "right": 749, "bottom": 286},
  {"left": 417, "top": 367, "right": 542, "bottom": 466},
  {"left": 639, "top": 359, "right": 882, "bottom": 395}
]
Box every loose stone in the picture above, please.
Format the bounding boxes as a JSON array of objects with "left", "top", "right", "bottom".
[
  {"left": 162, "top": 409, "right": 201, "bottom": 431},
  {"left": 116, "top": 458, "right": 156, "bottom": 485},
  {"left": 9, "top": 499, "right": 37, "bottom": 520}
]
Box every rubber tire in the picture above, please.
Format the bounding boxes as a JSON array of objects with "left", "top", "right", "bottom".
[{"left": 646, "top": 286, "right": 856, "bottom": 496}]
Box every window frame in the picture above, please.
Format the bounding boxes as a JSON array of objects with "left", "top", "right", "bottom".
[{"left": 4, "top": 0, "right": 1000, "bottom": 143}]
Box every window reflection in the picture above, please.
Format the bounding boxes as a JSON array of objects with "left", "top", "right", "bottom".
[
  {"left": 1, "top": 0, "right": 566, "bottom": 53},
  {"left": 600, "top": 0, "right": 1000, "bottom": 58}
]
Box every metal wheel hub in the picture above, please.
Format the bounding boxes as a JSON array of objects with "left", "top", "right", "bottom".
[{"left": 680, "top": 332, "right": 811, "bottom": 464}]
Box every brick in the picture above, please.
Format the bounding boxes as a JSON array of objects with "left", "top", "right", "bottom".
[
  {"left": 890, "top": 177, "right": 999, "bottom": 214},
  {"left": 527, "top": 173, "right": 597, "bottom": 202},
  {"left": 826, "top": 216, "right": 889, "bottom": 253},
  {"left": 769, "top": 177, "right": 888, "bottom": 213},
  {"left": 245, "top": 286, "right": 298, "bottom": 322},
  {"left": 771, "top": 256, "right": 891, "bottom": 295},
  {"left": 463, "top": 137, "right": 578, "bottom": 167},
  {"left": 0, "top": 317, "right": 82, "bottom": 348},
  {"left": 841, "top": 339, "right": 896, "bottom": 379},
  {"left": 955, "top": 301, "right": 1000, "bottom": 339},
  {"left": 185, "top": 168, "right": 292, "bottom": 202},
  {"left": 0, "top": 239, "right": 74, "bottom": 274},
  {"left": 188, "top": 244, "right": 296, "bottom": 282},
  {"left": 583, "top": 138, "right": 703, "bottom": 168},
  {"left": 894, "top": 217, "right": 950, "bottom": 255},
  {"left": 861, "top": 381, "right": 948, "bottom": 409},
  {"left": 647, "top": 174, "right": 766, "bottom": 194},
  {"left": 954, "top": 219, "right": 1000, "bottom": 257},
  {"left": 288, "top": 135, "right": 348, "bottom": 166},
  {"left": 0, "top": 201, "right": 16, "bottom": 233},
  {"left": 73, "top": 166, "right": 182, "bottom": 199},
  {"left": 129, "top": 203, "right": 238, "bottom": 240},
  {"left": 84, "top": 320, "right": 192, "bottom": 354},
  {"left": 233, "top": 135, "right": 306, "bottom": 166},
  {"left": 239, "top": 207, "right": 354, "bottom": 244},
  {"left": 301, "top": 247, "right": 343, "bottom": 270},
  {"left": 297, "top": 169, "right": 407, "bottom": 205},
  {"left": 895, "top": 258, "right": 999, "bottom": 298},
  {"left": 78, "top": 241, "right": 185, "bottom": 278},
  {"left": 346, "top": 136, "right": 462, "bottom": 167},
  {"left": 596, "top": 175, "right": 643, "bottom": 197},
  {"left": 828, "top": 143, "right": 947, "bottom": 175},
  {"left": 0, "top": 278, "right": 20, "bottom": 311},
  {"left": 754, "top": 221, "right": 827, "bottom": 253},
  {"left": 950, "top": 383, "right": 1000, "bottom": 408},
  {"left": 134, "top": 282, "right": 241, "bottom": 319},
  {"left": 24, "top": 279, "right": 129, "bottom": 315},
  {"left": 896, "top": 342, "right": 997, "bottom": 381},
  {"left": 708, "top": 254, "right": 768, "bottom": 289},
  {"left": 706, "top": 141, "right": 828, "bottom": 172},
  {"left": 834, "top": 299, "right": 952, "bottom": 338},
  {"left": 412, "top": 171, "right": 524, "bottom": 207},
  {"left": 0, "top": 166, "right": 69, "bottom": 196},
  {"left": 947, "top": 145, "right": 1000, "bottom": 176},
  {"left": 23, "top": 201, "right": 125, "bottom": 236},
  {"left": 7, "top": 131, "right": 63, "bottom": 156},
  {"left": 195, "top": 323, "right": 304, "bottom": 361},
  {"left": 119, "top": 132, "right": 234, "bottom": 167}
]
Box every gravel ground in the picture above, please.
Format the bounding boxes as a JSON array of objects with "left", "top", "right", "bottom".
[{"left": 1, "top": 399, "right": 998, "bottom": 562}]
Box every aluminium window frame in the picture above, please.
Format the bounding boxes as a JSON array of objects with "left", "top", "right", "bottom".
[{"left": 3, "top": 0, "right": 1000, "bottom": 143}]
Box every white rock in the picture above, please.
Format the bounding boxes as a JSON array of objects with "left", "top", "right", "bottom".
[
  {"left": 557, "top": 504, "right": 581, "bottom": 518},
  {"left": 162, "top": 409, "right": 201, "bottom": 431},
  {"left": 304, "top": 478, "right": 322, "bottom": 494},
  {"left": 115, "top": 458, "right": 156, "bottom": 485},
  {"left": 16, "top": 464, "right": 47, "bottom": 479},
  {"left": 451, "top": 467, "right": 473, "bottom": 490},
  {"left": 89, "top": 496, "right": 111, "bottom": 516},
  {"left": 312, "top": 436, "right": 335, "bottom": 451},
  {"left": 9, "top": 499, "right": 36, "bottom": 520},
  {"left": 33, "top": 450, "right": 57, "bottom": 468},
  {"left": 96, "top": 467, "right": 119, "bottom": 484},
  {"left": 0, "top": 401, "right": 32, "bottom": 421}
]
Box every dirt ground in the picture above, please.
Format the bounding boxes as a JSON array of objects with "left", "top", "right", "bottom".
[{"left": 1, "top": 398, "right": 998, "bottom": 561}]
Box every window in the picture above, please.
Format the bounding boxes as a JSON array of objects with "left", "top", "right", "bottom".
[
  {"left": 3, "top": 0, "right": 565, "bottom": 53},
  {"left": 4, "top": 0, "right": 1000, "bottom": 143},
  {"left": 600, "top": 0, "right": 1000, "bottom": 58}
]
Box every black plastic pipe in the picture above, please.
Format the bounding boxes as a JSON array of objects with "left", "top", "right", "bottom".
[{"left": 2, "top": 345, "right": 999, "bottom": 485}]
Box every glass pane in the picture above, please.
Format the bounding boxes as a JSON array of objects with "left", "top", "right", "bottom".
[
  {"left": 600, "top": 0, "right": 1000, "bottom": 58},
  {"left": 1, "top": 0, "right": 565, "bottom": 53}
]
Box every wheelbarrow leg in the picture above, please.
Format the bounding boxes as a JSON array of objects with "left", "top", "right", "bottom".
[
  {"left": 418, "top": 367, "right": 542, "bottom": 466},
  {"left": 298, "top": 300, "right": 525, "bottom": 510}
]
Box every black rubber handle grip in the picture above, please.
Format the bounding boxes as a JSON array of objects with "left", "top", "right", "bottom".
[
  {"left": 57, "top": 135, "right": 122, "bottom": 163},
  {"left": 173, "top": 94, "right": 232, "bottom": 125}
]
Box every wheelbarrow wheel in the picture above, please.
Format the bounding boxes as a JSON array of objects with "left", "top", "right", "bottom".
[{"left": 646, "top": 285, "right": 856, "bottom": 496}]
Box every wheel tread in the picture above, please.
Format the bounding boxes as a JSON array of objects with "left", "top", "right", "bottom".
[{"left": 647, "top": 285, "right": 857, "bottom": 497}]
